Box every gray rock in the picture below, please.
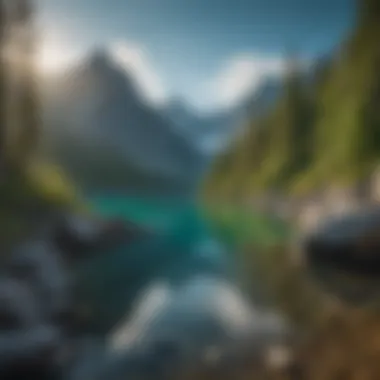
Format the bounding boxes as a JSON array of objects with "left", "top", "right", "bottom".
[{"left": 304, "top": 206, "right": 380, "bottom": 275}]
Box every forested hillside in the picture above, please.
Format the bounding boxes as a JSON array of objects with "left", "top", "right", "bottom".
[{"left": 203, "top": 0, "right": 380, "bottom": 202}]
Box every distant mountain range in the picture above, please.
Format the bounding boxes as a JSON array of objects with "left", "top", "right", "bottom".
[
  {"left": 163, "top": 77, "right": 282, "bottom": 154},
  {"left": 41, "top": 49, "right": 282, "bottom": 195}
]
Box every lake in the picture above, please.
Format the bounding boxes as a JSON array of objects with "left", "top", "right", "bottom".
[{"left": 78, "top": 195, "right": 236, "bottom": 334}]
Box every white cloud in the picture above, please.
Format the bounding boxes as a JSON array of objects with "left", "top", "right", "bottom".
[
  {"left": 202, "top": 54, "right": 287, "bottom": 111},
  {"left": 109, "top": 41, "right": 168, "bottom": 106}
]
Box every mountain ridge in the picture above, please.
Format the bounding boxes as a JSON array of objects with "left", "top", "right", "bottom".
[{"left": 42, "top": 48, "right": 205, "bottom": 195}]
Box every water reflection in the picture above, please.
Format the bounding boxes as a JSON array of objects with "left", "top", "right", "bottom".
[{"left": 69, "top": 196, "right": 292, "bottom": 379}]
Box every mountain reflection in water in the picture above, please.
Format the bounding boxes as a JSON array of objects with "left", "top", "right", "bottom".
[{"left": 70, "top": 195, "right": 289, "bottom": 378}]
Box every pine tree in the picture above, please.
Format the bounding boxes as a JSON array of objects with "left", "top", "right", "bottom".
[
  {"left": 0, "top": 1, "right": 7, "bottom": 168},
  {"left": 358, "top": 0, "right": 380, "bottom": 25},
  {"left": 14, "top": 0, "right": 39, "bottom": 163},
  {"left": 262, "top": 53, "right": 312, "bottom": 190}
]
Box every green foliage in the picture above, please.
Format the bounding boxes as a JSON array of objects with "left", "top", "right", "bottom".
[
  {"left": 203, "top": 1, "right": 380, "bottom": 201},
  {"left": 0, "top": 161, "right": 83, "bottom": 252},
  {"left": 0, "top": 0, "right": 83, "bottom": 249},
  {"left": 26, "top": 161, "right": 84, "bottom": 208},
  {"left": 203, "top": 203, "right": 291, "bottom": 249},
  {"left": 310, "top": 12, "right": 380, "bottom": 185}
]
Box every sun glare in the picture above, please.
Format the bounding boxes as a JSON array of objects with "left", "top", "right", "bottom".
[
  {"left": 39, "top": 45, "right": 69, "bottom": 73},
  {"left": 37, "top": 32, "right": 81, "bottom": 75}
]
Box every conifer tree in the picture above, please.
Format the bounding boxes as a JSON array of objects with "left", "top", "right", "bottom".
[
  {"left": 262, "top": 53, "right": 311, "bottom": 189},
  {"left": 0, "top": 1, "right": 7, "bottom": 167},
  {"left": 14, "top": 0, "right": 39, "bottom": 163}
]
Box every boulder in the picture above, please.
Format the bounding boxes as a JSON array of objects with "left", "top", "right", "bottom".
[
  {"left": 51, "top": 212, "right": 154, "bottom": 258},
  {"left": 304, "top": 207, "right": 380, "bottom": 276}
]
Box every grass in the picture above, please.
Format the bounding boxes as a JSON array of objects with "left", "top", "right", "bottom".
[
  {"left": 203, "top": 203, "right": 292, "bottom": 249},
  {"left": 0, "top": 161, "right": 84, "bottom": 253}
]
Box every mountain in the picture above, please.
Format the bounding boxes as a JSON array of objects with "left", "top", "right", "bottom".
[
  {"left": 203, "top": 0, "right": 380, "bottom": 201},
  {"left": 163, "top": 97, "right": 198, "bottom": 135},
  {"left": 42, "top": 50, "right": 205, "bottom": 195},
  {"left": 163, "top": 98, "right": 234, "bottom": 154},
  {"left": 239, "top": 77, "right": 282, "bottom": 119},
  {"left": 163, "top": 77, "right": 282, "bottom": 155}
]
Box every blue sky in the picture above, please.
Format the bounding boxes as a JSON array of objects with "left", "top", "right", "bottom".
[{"left": 37, "top": 0, "right": 356, "bottom": 112}]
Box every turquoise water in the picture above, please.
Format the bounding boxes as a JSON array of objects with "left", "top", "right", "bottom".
[
  {"left": 79, "top": 195, "right": 232, "bottom": 334},
  {"left": 91, "top": 195, "right": 209, "bottom": 237},
  {"left": 90, "top": 195, "right": 224, "bottom": 252},
  {"left": 78, "top": 195, "right": 290, "bottom": 336}
]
